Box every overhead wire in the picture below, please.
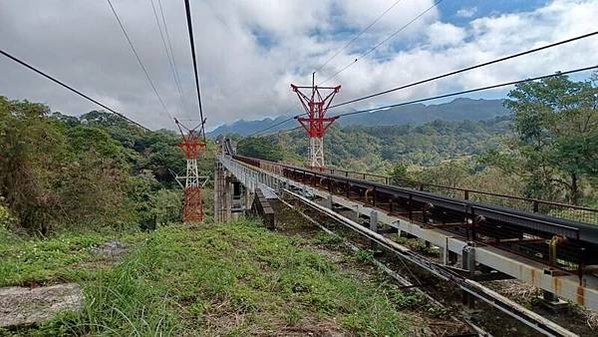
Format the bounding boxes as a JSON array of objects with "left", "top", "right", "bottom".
[
  {"left": 250, "top": 64, "right": 598, "bottom": 136},
  {"left": 330, "top": 65, "right": 598, "bottom": 119},
  {"left": 0, "top": 48, "right": 149, "bottom": 131},
  {"left": 183, "top": 0, "right": 207, "bottom": 138},
  {"left": 151, "top": 0, "right": 186, "bottom": 114},
  {"left": 251, "top": 116, "right": 298, "bottom": 136},
  {"left": 254, "top": 31, "right": 598, "bottom": 135},
  {"left": 249, "top": 102, "right": 303, "bottom": 136},
  {"left": 314, "top": 0, "right": 405, "bottom": 75},
  {"left": 320, "top": 0, "right": 444, "bottom": 85},
  {"left": 106, "top": 0, "right": 173, "bottom": 119},
  {"left": 330, "top": 30, "right": 598, "bottom": 109}
]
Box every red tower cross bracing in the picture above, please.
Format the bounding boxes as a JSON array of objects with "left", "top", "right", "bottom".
[
  {"left": 291, "top": 73, "right": 341, "bottom": 168},
  {"left": 175, "top": 118, "right": 208, "bottom": 224}
]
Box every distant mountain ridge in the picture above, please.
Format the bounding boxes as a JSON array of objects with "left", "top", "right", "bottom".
[{"left": 208, "top": 98, "right": 509, "bottom": 137}]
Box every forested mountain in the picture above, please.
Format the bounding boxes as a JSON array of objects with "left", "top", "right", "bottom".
[
  {"left": 263, "top": 116, "right": 512, "bottom": 173},
  {"left": 0, "top": 97, "right": 213, "bottom": 235},
  {"left": 237, "top": 74, "right": 597, "bottom": 208},
  {"left": 338, "top": 98, "right": 508, "bottom": 127},
  {"left": 208, "top": 98, "right": 508, "bottom": 137},
  {"left": 208, "top": 115, "right": 295, "bottom": 137}
]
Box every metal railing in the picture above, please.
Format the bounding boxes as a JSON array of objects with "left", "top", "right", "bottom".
[
  {"left": 229, "top": 154, "right": 597, "bottom": 225},
  {"left": 323, "top": 166, "right": 598, "bottom": 225}
]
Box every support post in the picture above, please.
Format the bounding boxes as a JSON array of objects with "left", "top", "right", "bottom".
[
  {"left": 174, "top": 118, "right": 207, "bottom": 224},
  {"left": 370, "top": 210, "right": 379, "bottom": 252},
  {"left": 462, "top": 244, "right": 476, "bottom": 308},
  {"left": 291, "top": 73, "right": 341, "bottom": 169}
]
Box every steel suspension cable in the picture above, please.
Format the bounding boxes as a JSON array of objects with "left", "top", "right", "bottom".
[
  {"left": 183, "top": 0, "right": 206, "bottom": 138},
  {"left": 330, "top": 30, "right": 598, "bottom": 109},
  {"left": 314, "top": 0, "right": 405, "bottom": 75},
  {"left": 0, "top": 48, "right": 149, "bottom": 131},
  {"left": 150, "top": 0, "right": 185, "bottom": 113},
  {"left": 320, "top": 0, "right": 444, "bottom": 85},
  {"left": 251, "top": 65, "right": 598, "bottom": 136},
  {"left": 251, "top": 116, "right": 298, "bottom": 136},
  {"left": 330, "top": 65, "right": 598, "bottom": 119},
  {"left": 249, "top": 102, "right": 304, "bottom": 136},
  {"left": 106, "top": 0, "right": 173, "bottom": 119}
]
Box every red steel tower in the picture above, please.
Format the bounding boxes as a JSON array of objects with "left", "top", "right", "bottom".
[
  {"left": 175, "top": 118, "right": 208, "bottom": 224},
  {"left": 292, "top": 73, "right": 341, "bottom": 168}
]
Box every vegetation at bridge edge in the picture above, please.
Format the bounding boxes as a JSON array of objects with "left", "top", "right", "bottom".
[{"left": 0, "top": 96, "right": 214, "bottom": 235}]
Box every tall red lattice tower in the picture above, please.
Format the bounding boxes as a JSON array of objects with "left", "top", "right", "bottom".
[
  {"left": 292, "top": 73, "right": 341, "bottom": 168},
  {"left": 175, "top": 118, "right": 207, "bottom": 224}
]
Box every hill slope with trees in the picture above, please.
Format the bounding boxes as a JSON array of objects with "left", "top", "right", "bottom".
[
  {"left": 237, "top": 73, "right": 597, "bottom": 208},
  {"left": 209, "top": 98, "right": 508, "bottom": 137},
  {"left": 0, "top": 97, "right": 214, "bottom": 235}
]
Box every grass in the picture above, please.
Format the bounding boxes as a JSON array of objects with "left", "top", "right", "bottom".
[
  {"left": 1, "top": 219, "right": 422, "bottom": 336},
  {"left": 0, "top": 227, "right": 147, "bottom": 287}
]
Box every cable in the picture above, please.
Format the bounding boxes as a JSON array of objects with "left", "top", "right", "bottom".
[
  {"left": 258, "top": 64, "right": 598, "bottom": 136},
  {"left": 151, "top": 0, "right": 185, "bottom": 113},
  {"left": 249, "top": 102, "right": 305, "bottom": 136},
  {"left": 314, "top": 0, "right": 405, "bottom": 75},
  {"left": 251, "top": 116, "right": 298, "bottom": 136},
  {"left": 321, "top": 0, "right": 443, "bottom": 85},
  {"left": 330, "top": 65, "right": 598, "bottom": 119},
  {"left": 183, "top": 0, "right": 206, "bottom": 139},
  {"left": 106, "top": 0, "right": 173, "bottom": 119},
  {"left": 255, "top": 31, "right": 598, "bottom": 137},
  {"left": 253, "top": 64, "right": 598, "bottom": 136},
  {"left": 0, "top": 48, "right": 149, "bottom": 131},
  {"left": 330, "top": 30, "right": 598, "bottom": 109}
]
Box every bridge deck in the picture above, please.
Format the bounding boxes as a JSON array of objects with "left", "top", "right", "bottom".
[{"left": 218, "top": 154, "right": 598, "bottom": 313}]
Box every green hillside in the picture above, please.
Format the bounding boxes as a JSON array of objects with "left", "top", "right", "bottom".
[{"left": 268, "top": 116, "right": 512, "bottom": 173}]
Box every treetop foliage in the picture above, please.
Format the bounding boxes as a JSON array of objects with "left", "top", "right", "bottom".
[{"left": 0, "top": 96, "right": 212, "bottom": 235}]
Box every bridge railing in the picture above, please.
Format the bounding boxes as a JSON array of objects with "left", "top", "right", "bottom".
[
  {"left": 229, "top": 154, "right": 598, "bottom": 225},
  {"left": 323, "top": 166, "right": 598, "bottom": 225}
]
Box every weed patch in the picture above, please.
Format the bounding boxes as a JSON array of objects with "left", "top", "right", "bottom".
[{"left": 4, "top": 219, "right": 420, "bottom": 336}]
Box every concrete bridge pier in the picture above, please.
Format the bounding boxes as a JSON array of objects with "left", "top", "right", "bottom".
[{"left": 214, "top": 160, "right": 256, "bottom": 223}]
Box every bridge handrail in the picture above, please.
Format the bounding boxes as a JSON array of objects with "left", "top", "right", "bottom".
[{"left": 231, "top": 154, "right": 598, "bottom": 225}]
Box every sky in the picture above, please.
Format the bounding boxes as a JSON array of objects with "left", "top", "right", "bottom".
[{"left": 0, "top": 0, "right": 597, "bottom": 130}]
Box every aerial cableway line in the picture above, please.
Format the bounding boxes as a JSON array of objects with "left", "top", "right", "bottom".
[
  {"left": 330, "top": 30, "right": 598, "bottom": 109},
  {"left": 0, "top": 48, "right": 149, "bottom": 131},
  {"left": 251, "top": 30, "right": 598, "bottom": 136},
  {"left": 330, "top": 64, "right": 598, "bottom": 119},
  {"left": 183, "top": 0, "right": 207, "bottom": 139},
  {"left": 106, "top": 0, "right": 173, "bottom": 120},
  {"left": 250, "top": 62, "right": 598, "bottom": 136}
]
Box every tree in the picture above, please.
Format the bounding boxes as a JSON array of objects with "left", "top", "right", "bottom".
[
  {"left": 237, "top": 136, "right": 284, "bottom": 161},
  {"left": 0, "top": 97, "right": 66, "bottom": 234},
  {"left": 503, "top": 73, "right": 598, "bottom": 204},
  {"left": 0, "top": 97, "right": 190, "bottom": 234}
]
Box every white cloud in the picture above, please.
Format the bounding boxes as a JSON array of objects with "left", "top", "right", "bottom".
[
  {"left": 426, "top": 22, "right": 467, "bottom": 47},
  {"left": 0, "top": 0, "right": 596, "bottom": 130},
  {"left": 456, "top": 7, "right": 477, "bottom": 18}
]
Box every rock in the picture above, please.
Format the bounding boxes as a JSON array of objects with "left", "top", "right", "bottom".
[
  {"left": 0, "top": 283, "right": 83, "bottom": 327},
  {"left": 92, "top": 240, "right": 128, "bottom": 258}
]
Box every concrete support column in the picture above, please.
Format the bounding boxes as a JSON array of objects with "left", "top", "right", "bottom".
[
  {"left": 325, "top": 194, "right": 333, "bottom": 209},
  {"left": 462, "top": 244, "right": 476, "bottom": 308},
  {"left": 370, "top": 210, "right": 379, "bottom": 251}
]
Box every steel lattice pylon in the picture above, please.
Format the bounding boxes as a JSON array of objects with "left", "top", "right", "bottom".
[
  {"left": 291, "top": 73, "right": 341, "bottom": 168},
  {"left": 175, "top": 118, "right": 208, "bottom": 224}
]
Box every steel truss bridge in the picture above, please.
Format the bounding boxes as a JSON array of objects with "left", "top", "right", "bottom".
[{"left": 216, "top": 140, "right": 598, "bottom": 337}]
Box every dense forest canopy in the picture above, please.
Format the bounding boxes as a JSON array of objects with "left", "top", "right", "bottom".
[{"left": 0, "top": 97, "right": 213, "bottom": 235}]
